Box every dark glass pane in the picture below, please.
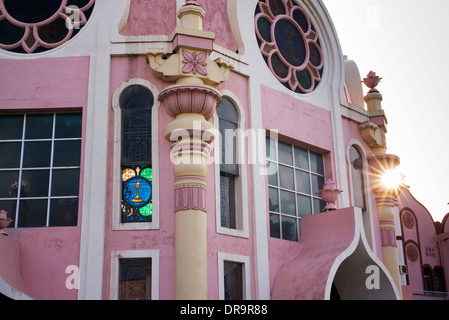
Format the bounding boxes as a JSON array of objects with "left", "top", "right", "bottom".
[
  {"left": 292, "top": 8, "right": 309, "bottom": 33},
  {"left": 278, "top": 141, "right": 292, "bottom": 165},
  {"left": 0, "top": 200, "right": 16, "bottom": 227},
  {"left": 53, "top": 140, "right": 81, "bottom": 167},
  {"left": 4, "top": 0, "right": 62, "bottom": 24},
  {"left": 279, "top": 165, "right": 294, "bottom": 190},
  {"left": 67, "top": 0, "right": 91, "bottom": 7},
  {"left": 51, "top": 169, "right": 80, "bottom": 196},
  {"left": 296, "top": 170, "right": 310, "bottom": 194},
  {"left": 220, "top": 174, "right": 236, "bottom": 229},
  {"left": 257, "top": 17, "right": 272, "bottom": 42},
  {"left": 265, "top": 136, "right": 276, "bottom": 161},
  {"left": 0, "top": 142, "right": 22, "bottom": 168},
  {"left": 217, "top": 98, "right": 239, "bottom": 123},
  {"left": 311, "top": 174, "right": 325, "bottom": 195},
  {"left": 0, "top": 171, "right": 19, "bottom": 198},
  {"left": 21, "top": 170, "right": 50, "bottom": 197},
  {"left": 280, "top": 190, "right": 295, "bottom": 216},
  {"left": 25, "top": 114, "right": 53, "bottom": 139},
  {"left": 38, "top": 18, "right": 69, "bottom": 44},
  {"left": 268, "top": 187, "right": 279, "bottom": 212},
  {"left": 17, "top": 199, "right": 48, "bottom": 228},
  {"left": 224, "top": 262, "right": 243, "bottom": 300},
  {"left": 297, "top": 69, "right": 312, "bottom": 91},
  {"left": 270, "top": 213, "right": 280, "bottom": 239},
  {"left": 275, "top": 19, "right": 306, "bottom": 67},
  {"left": 23, "top": 141, "right": 52, "bottom": 168},
  {"left": 294, "top": 146, "right": 309, "bottom": 170},
  {"left": 0, "top": 19, "right": 25, "bottom": 45},
  {"left": 120, "top": 86, "right": 154, "bottom": 111},
  {"left": 267, "top": 161, "right": 278, "bottom": 186},
  {"left": 271, "top": 52, "right": 289, "bottom": 79},
  {"left": 122, "top": 110, "right": 152, "bottom": 165},
  {"left": 310, "top": 151, "right": 324, "bottom": 174},
  {"left": 49, "top": 198, "right": 78, "bottom": 227},
  {"left": 119, "top": 258, "right": 152, "bottom": 300},
  {"left": 219, "top": 118, "right": 239, "bottom": 175},
  {"left": 297, "top": 194, "right": 312, "bottom": 217},
  {"left": 55, "top": 113, "right": 82, "bottom": 139},
  {"left": 282, "top": 216, "right": 298, "bottom": 241},
  {"left": 313, "top": 198, "right": 326, "bottom": 214},
  {"left": 350, "top": 146, "right": 366, "bottom": 209},
  {"left": 0, "top": 114, "right": 23, "bottom": 140}
]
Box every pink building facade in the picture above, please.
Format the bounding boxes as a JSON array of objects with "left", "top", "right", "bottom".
[{"left": 0, "top": 0, "right": 447, "bottom": 300}]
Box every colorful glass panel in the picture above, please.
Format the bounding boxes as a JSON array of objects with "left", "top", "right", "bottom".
[{"left": 121, "top": 166, "right": 152, "bottom": 223}]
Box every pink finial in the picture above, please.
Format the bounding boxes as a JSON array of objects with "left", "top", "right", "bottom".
[
  {"left": 362, "top": 71, "right": 382, "bottom": 93},
  {"left": 185, "top": 0, "right": 198, "bottom": 5}
]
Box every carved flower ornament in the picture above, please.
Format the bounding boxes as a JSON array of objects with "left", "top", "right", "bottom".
[
  {"left": 255, "top": 0, "right": 324, "bottom": 94},
  {"left": 182, "top": 50, "right": 208, "bottom": 76}
]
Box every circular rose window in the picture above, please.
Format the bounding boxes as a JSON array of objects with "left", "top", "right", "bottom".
[
  {"left": 0, "top": 0, "right": 95, "bottom": 54},
  {"left": 255, "top": 0, "right": 324, "bottom": 94}
]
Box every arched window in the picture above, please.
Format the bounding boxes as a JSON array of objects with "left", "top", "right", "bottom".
[
  {"left": 119, "top": 85, "right": 154, "bottom": 223},
  {"left": 349, "top": 146, "right": 366, "bottom": 210},
  {"left": 434, "top": 267, "right": 446, "bottom": 292},
  {"left": 423, "top": 266, "right": 433, "bottom": 291},
  {"left": 217, "top": 97, "right": 239, "bottom": 229}
]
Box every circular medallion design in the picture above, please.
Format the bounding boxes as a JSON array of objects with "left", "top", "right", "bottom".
[
  {"left": 123, "top": 177, "right": 152, "bottom": 209},
  {"left": 406, "top": 243, "right": 419, "bottom": 263},
  {"left": 0, "top": 0, "right": 95, "bottom": 54},
  {"left": 402, "top": 211, "right": 415, "bottom": 230},
  {"left": 255, "top": 0, "right": 324, "bottom": 94}
]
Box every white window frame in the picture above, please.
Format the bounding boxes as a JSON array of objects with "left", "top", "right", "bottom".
[
  {"left": 218, "top": 252, "right": 251, "bottom": 300},
  {"left": 111, "top": 79, "right": 160, "bottom": 230},
  {"left": 214, "top": 90, "right": 249, "bottom": 238},
  {"left": 109, "top": 249, "right": 160, "bottom": 300}
]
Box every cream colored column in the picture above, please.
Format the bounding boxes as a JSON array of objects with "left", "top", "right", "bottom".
[
  {"left": 360, "top": 72, "right": 403, "bottom": 299},
  {"left": 146, "top": 0, "right": 232, "bottom": 300}
]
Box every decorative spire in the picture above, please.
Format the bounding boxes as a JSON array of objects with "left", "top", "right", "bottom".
[{"left": 362, "top": 71, "right": 382, "bottom": 93}]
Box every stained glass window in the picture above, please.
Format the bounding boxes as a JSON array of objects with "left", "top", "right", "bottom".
[
  {"left": 0, "top": 112, "right": 82, "bottom": 228},
  {"left": 121, "top": 166, "right": 152, "bottom": 223},
  {"left": 120, "top": 85, "right": 154, "bottom": 223}
]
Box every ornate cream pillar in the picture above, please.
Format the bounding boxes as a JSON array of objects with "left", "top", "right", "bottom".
[
  {"left": 146, "top": 0, "right": 232, "bottom": 300},
  {"left": 360, "top": 72, "right": 403, "bottom": 299}
]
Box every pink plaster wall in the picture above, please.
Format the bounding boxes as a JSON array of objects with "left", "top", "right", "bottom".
[
  {"left": 0, "top": 57, "right": 90, "bottom": 110},
  {"left": 0, "top": 56, "right": 89, "bottom": 299},
  {"left": 398, "top": 189, "right": 446, "bottom": 291},
  {"left": 120, "top": 0, "right": 177, "bottom": 36},
  {"left": 261, "top": 85, "right": 334, "bottom": 152},
  {"left": 107, "top": 56, "right": 256, "bottom": 299},
  {"left": 120, "top": 0, "right": 238, "bottom": 52},
  {"left": 260, "top": 85, "right": 337, "bottom": 288}
]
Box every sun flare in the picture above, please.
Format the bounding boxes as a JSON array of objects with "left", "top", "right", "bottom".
[{"left": 381, "top": 169, "right": 404, "bottom": 190}]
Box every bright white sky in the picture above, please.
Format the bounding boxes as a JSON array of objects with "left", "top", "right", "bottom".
[{"left": 323, "top": 0, "right": 449, "bottom": 222}]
